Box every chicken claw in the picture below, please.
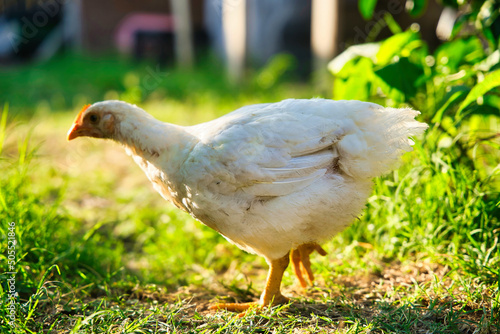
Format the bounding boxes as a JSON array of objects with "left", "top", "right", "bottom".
[
  {"left": 290, "top": 243, "right": 327, "bottom": 288},
  {"left": 209, "top": 301, "right": 260, "bottom": 316},
  {"left": 209, "top": 296, "right": 289, "bottom": 318},
  {"left": 209, "top": 254, "right": 290, "bottom": 315}
]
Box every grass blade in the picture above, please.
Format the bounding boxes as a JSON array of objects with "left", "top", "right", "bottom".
[
  {"left": 0, "top": 103, "right": 8, "bottom": 156},
  {"left": 457, "top": 69, "right": 500, "bottom": 118}
]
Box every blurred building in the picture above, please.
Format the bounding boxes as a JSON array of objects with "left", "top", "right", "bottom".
[
  {"left": 0, "top": 0, "right": 77, "bottom": 63},
  {"left": 1, "top": 0, "right": 447, "bottom": 77}
]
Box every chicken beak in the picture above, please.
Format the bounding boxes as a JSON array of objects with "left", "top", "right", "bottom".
[
  {"left": 67, "top": 122, "right": 83, "bottom": 141},
  {"left": 67, "top": 104, "right": 92, "bottom": 141}
]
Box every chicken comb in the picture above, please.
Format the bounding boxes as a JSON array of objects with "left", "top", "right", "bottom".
[{"left": 75, "top": 104, "right": 91, "bottom": 122}]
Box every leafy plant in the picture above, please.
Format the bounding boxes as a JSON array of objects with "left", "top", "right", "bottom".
[{"left": 331, "top": 3, "right": 500, "bottom": 283}]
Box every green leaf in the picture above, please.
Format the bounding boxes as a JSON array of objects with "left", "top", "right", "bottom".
[
  {"left": 375, "top": 57, "right": 424, "bottom": 102},
  {"left": 359, "top": 0, "right": 378, "bottom": 20},
  {"left": 434, "top": 37, "right": 485, "bottom": 71},
  {"left": 384, "top": 12, "right": 402, "bottom": 34},
  {"left": 474, "top": 49, "right": 500, "bottom": 72},
  {"left": 476, "top": 0, "right": 500, "bottom": 48},
  {"left": 440, "top": 0, "right": 460, "bottom": 8},
  {"left": 458, "top": 94, "right": 500, "bottom": 119},
  {"left": 328, "top": 43, "right": 380, "bottom": 75},
  {"left": 376, "top": 31, "right": 420, "bottom": 65},
  {"left": 334, "top": 57, "right": 376, "bottom": 100},
  {"left": 460, "top": 103, "right": 500, "bottom": 119},
  {"left": 451, "top": 14, "right": 469, "bottom": 39},
  {"left": 407, "top": 0, "right": 427, "bottom": 17},
  {"left": 431, "top": 86, "right": 469, "bottom": 123},
  {"left": 483, "top": 94, "right": 500, "bottom": 110},
  {"left": 457, "top": 69, "right": 500, "bottom": 117}
]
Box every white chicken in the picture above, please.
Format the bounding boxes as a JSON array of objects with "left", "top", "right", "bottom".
[{"left": 67, "top": 99, "right": 427, "bottom": 312}]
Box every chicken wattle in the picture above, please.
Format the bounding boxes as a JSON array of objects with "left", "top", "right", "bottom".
[{"left": 67, "top": 98, "right": 428, "bottom": 312}]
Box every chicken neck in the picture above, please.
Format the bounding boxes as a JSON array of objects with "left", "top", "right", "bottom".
[{"left": 116, "top": 116, "right": 198, "bottom": 173}]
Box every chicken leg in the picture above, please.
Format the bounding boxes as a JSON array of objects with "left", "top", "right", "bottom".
[
  {"left": 290, "top": 243, "right": 327, "bottom": 288},
  {"left": 210, "top": 253, "right": 290, "bottom": 312}
]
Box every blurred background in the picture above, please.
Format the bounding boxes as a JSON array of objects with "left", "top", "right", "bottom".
[{"left": 0, "top": 0, "right": 480, "bottom": 114}]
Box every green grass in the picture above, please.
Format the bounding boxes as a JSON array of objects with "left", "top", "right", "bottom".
[{"left": 0, "top": 53, "right": 499, "bottom": 333}]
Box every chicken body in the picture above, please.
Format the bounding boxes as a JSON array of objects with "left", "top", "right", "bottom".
[{"left": 68, "top": 98, "right": 427, "bottom": 311}]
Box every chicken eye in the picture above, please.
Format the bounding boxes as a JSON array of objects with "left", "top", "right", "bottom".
[{"left": 89, "top": 114, "right": 99, "bottom": 124}]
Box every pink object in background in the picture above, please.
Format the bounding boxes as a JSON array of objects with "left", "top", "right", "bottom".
[{"left": 115, "top": 13, "right": 174, "bottom": 54}]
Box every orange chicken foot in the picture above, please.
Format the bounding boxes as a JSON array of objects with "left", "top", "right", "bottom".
[
  {"left": 210, "top": 253, "right": 290, "bottom": 313},
  {"left": 290, "top": 243, "right": 327, "bottom": 288}
]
